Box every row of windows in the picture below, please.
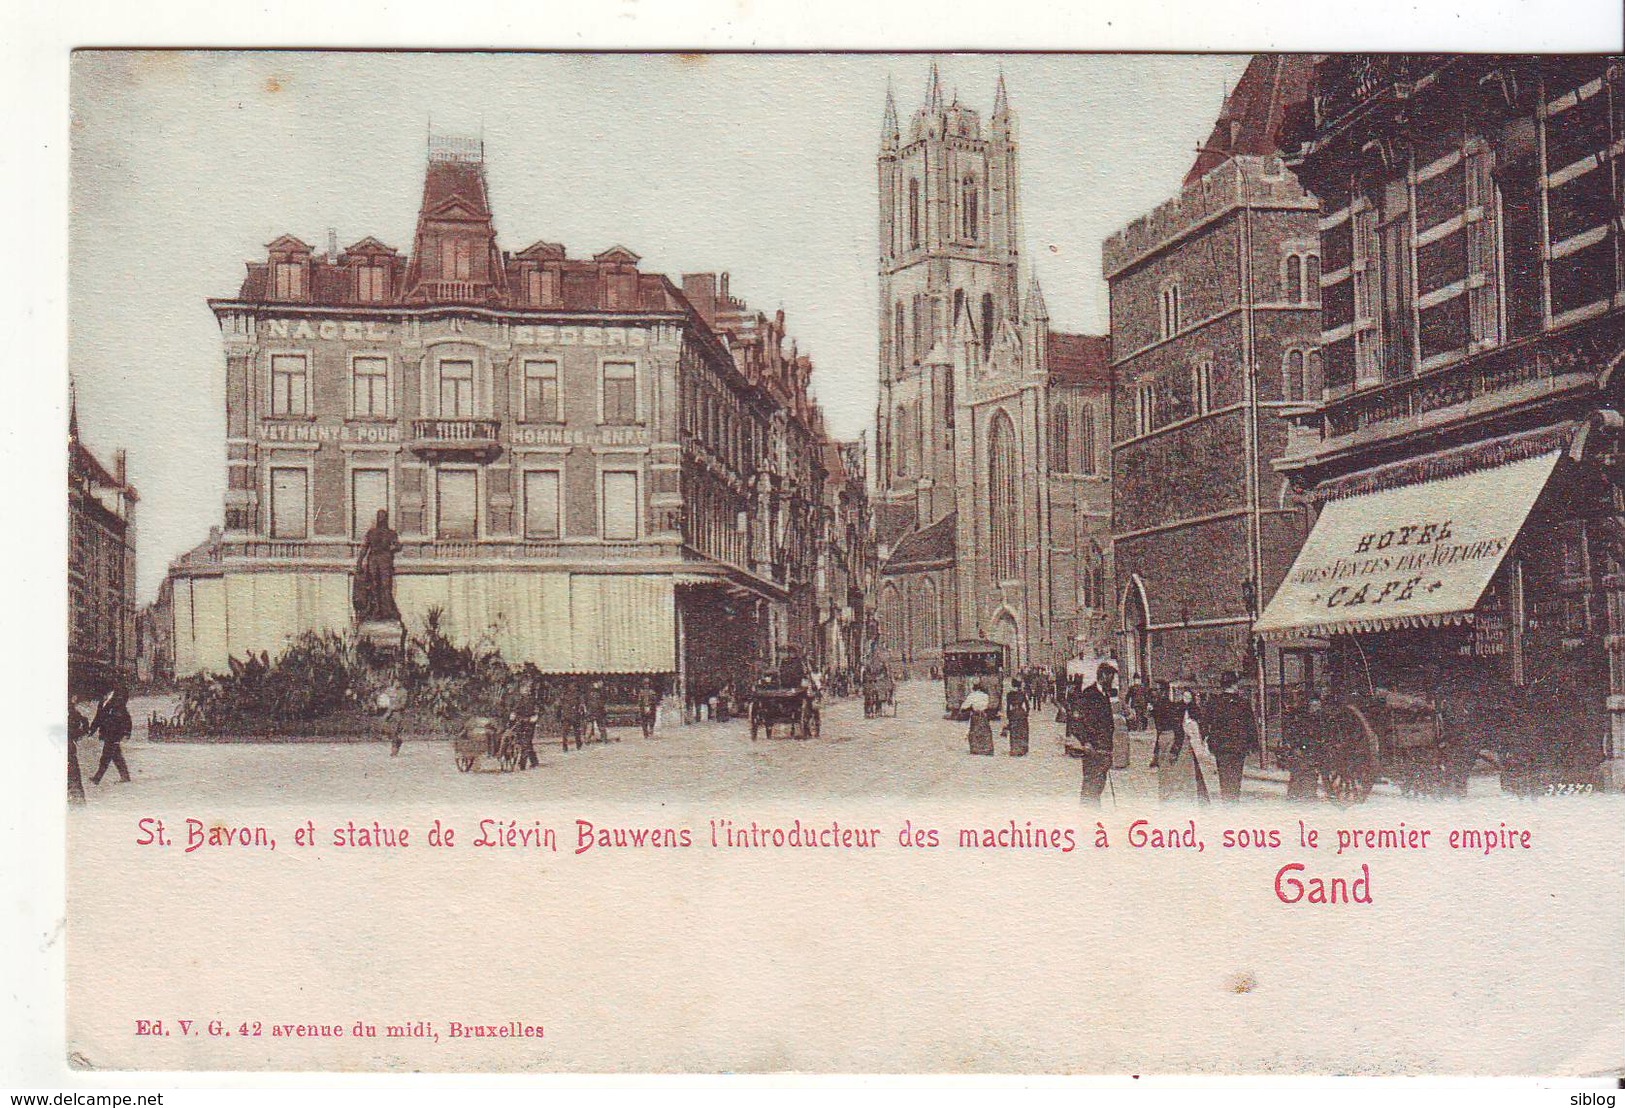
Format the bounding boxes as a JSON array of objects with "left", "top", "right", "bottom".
[
  {"left": 273, "top": 260, "right": 393, "bottom": 304},
  {"left": 1048, "top": 404, "right": 1101, "bottom": 475},
  {"left": 264, "top": 466, "right": 642, "bottom": 543},
  {"left": 1154, "top": 251, "right": 1321, "bottom": 344},
  {"left": 264, "top": 353, "right": 640, "bottom": 424},
  {"left": 890, "top": 291, "right": 998, "bottom": 369},
  {"left": 899, "top": 175, "right": 983, "bottom": 254},
  {"left": 1319, "top": 65, "right": 1623, "bottom": 392}
]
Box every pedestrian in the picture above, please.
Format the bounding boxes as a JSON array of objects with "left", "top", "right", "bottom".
[
  {"left": 1202, "top": 671, "right": 1260, "bottom": 803},
  {"left": 68, "top": 696, "right": 88, "bottom": 805},
  {"left": 1280, "top": 686, "right": 1323, "bottom": 801},
  {"left": 1160, "top": 686, "right": 1210, "bottom": 803},
  {"left": 962, "top": 680, "right": 995, "bottom": 756},
  {"left": 1003, "top": 678, "right": 1030, "bottom": 756},
  {"left": 563, "top": 680, "right": 585, "bottom": 750},
  {"left": 87, "top": 685, "right": 133, "bottom": 784},
  {"left": 1066, "top": 662, "right": 1117, "bottom": 804},
  {"left": 1148, "top": 680, "right": 1177, "bottom": 769},
  {"left": 378, "top": 676, "right": 407, "bottom": 756},
  {"left": 1125, "top": 678, "right": 1149, "bottom": 732},
  {"left": 586, "top": 679, "right": 612, "bottom": 743},
  {"left": 636, "top": 677, "right": 660, "bottom": 740}
]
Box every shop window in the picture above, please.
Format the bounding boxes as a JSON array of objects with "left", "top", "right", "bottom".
[
  {"left": 270, "top": 354, "right": 308, "bottom": 417},
  {"left": 523, "top": 470, "right": 561, "bottom": 540},
  {"left": 435, "top": 470, "right": 478, "bottom": 540},
  {"left": 269, "top": 467, "right": 308, "bottom": 540},
  {"left": 351, "top": 356, "right": 389, "bottom": 418}
]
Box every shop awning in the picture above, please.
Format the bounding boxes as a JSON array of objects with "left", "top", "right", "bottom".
[{"left": 1254, "top": 450, "right": 1562, "bottom": 641}]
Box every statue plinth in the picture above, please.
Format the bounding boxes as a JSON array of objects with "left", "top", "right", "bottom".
[{"left": 357, "top": 620, "right": 406, "bottom": 651}]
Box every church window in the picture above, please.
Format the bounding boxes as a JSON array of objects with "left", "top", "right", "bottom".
[
  {"left": 1283, "top": 349, "right": 1307, "bottom": 403},
  {"left": 980, "top": 293, "right": 995, "bottom": 362},
  {"left": 988, "top": 411, "right": 1019, "bottom": 581},
  {"left": 1285, "top": 254, "right": 1303, "bottom": 303},
  {"left": 894, "top": 405, "right": 910, "bottom": 477},
  {"left": 1078, "top": 404, "right": 1098, "bottom": 475},
  {"left": 1193, "top": 361, "right": 1213, "bottom": 415},
  {"left": 961, "top": 176, "right": 979, "bottom": 241},
  {"left": 908, "top": 178, "right": 922, "bottom": 249},
  {"left": 1050, "top": 405, "right": 1071, "bottom": 473}
]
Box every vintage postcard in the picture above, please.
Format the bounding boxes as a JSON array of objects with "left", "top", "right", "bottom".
[{"left": 59, "top": 49, "right": 1625, "bottom": 1076}]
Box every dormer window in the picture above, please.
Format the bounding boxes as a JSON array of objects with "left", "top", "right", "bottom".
[
  {"left": 525, "top": 267, "right": 560, "bottom": 307},
  {"left": 440, "top": 238, "right": 473, "bottom": 280},
  {"left": 356, "top": 264, "right": 389, "bottom": 302},
  {"left": 273, "top": 261, "right": 305, "bottom": 300}
]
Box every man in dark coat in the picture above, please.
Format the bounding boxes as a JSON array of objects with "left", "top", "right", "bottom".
[
  {"left": 88, "top": 686, "right": 133, "bottom": 784},
  {"left": 1067, "top": 662, "right": 1117, "bottom": 804},
  {"left": 1203, "top": 671, "right": 1260, "bottom": 803},
  {"left": 68, "top": 697, "right": 88, "bottom": 804}
]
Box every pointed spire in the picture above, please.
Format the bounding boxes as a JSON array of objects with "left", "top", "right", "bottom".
[
  {"left": 1024, "top": 270, "right": 1049, "bottom": 323},
  {"left": 993, "top": 70, "right": 1009, "bottom": 118},
  {"left": 925, "top": 61, "right": 943, "bottom": 114},
  {"left": 68, "top": 378, "right": 80, "bottom": 444},
  {"left": 881, "top": 80, "right": 900, "bottom": 152}
]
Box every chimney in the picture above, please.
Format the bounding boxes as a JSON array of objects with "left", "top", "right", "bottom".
[{"left": 327, "top": 228, "right": 338, "bottom": 263}]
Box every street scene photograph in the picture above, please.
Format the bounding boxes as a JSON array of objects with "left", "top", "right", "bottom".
[
  {"left": 68, "top": 51, "right": 1625, "bottom": 807},
  {"left": 43, "top": 45, "right": 1625, "bottom": 1081}
]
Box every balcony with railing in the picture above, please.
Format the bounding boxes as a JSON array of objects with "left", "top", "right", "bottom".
[
  {"left": 409, "top": 417, "right": 502, "bottom": 460},
  {"left": 1313, "top": 312, "right": 1623, "bottom": 444},
  {"left": 417, "top": 280, "right": 488, "bottom": 304}
]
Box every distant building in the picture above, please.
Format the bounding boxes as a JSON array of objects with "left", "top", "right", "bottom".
[
  {"left": 176, "top": 134, "right": 830, "bottom": 701},
  {"left": 68, "top": 391, "right": 138, "bottom": 696},
  {"left": 1262, "top": 55, "right": 1625, "bottom": 790},
  {"left": 1104, "top": 54, "right": 1319, "bottom": 729},
  {"left": 815, "top": 436, "right": 878, "bottom": 681},
  {"left": 873, "top": 66, "right": 1113, "bottom": 677}
]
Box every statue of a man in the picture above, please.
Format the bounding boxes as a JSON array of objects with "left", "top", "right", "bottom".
[{"left": 353, "top": 509, "right": 402, "bottom": 623}]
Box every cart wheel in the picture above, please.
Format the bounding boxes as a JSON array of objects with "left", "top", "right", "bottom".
[{"left": 456, "top": 755, "right": 475, "bottom": 772}]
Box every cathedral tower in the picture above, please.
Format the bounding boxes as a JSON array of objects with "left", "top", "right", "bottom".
[{"left": 876, "top": 65, "right": 1022, "bottom": 527}]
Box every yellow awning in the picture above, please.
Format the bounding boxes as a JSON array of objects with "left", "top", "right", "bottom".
[{"left": 1254, "top": 451, "right": 1561, "bottom": 641}]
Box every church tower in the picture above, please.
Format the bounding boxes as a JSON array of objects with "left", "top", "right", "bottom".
[{"left": 876, "top": 65, "right": 1022, "bottom": 527}]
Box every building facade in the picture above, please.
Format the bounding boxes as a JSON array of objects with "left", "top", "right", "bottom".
[
  {"left": 175, "top": 136, "right": 829, "bottom": 700},
  {"left": 816, "top": 436, "right": 879, "bottom": 683},
  {"left": 873, "top": 66, "right": 1113, "bottom": 676},
  {"left": 68, "top": 394, "right": 139, "bottom": 696},
  {"left": 1260, "top": 55, "right": 1625, "bottom": 789},
  {"left": 1104, "top": 55, "right": 1320, "bottom": 735}
]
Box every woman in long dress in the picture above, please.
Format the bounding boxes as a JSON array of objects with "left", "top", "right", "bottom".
[
  {"left": 1158, "top": 688, "right": 1210, "bottom": 803},
  {"left": 963, "top": 681, "right": 995, "bottom": 756}
]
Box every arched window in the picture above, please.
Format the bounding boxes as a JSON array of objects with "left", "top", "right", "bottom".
[
  {"left": 1286, "top": 254, "right": 1303, "bottom": 303},
  {"left": 961, "top": 176, "right": 979, "bottom": 241},
  {"left": 1050, "top": 405, "right": 1071, "bottom": 473},
  {"left": 1078, "top": 403, "right": 1097, "bottom": 475},
  {"left": 1284, "top": 349, "right": 1306, "bottom": 402},
  {"left": 914, "top": 577, "right": 940, "bottom": 661},
  {"left": 1083, "top": 541, "right": 1106, "bottom": 611},
  {"left": 980, "top": 293, "right": 995, "bottom": 362},
  {"left": 988, "top": 411, "right": 1019, "bottom": 581},
  {"left": 893, "top": 301, "right": 906, "bottom": 370},
  {"left": 1305, "top": 254, "right": 1321, "bottom": 304},
  {"left": 908, "top": 179, "right": 921, "bottom": 249},
  {"left": 880, "top": 582, "right": 904, "bottom": 658},
  {"left": 1307, "top": 348, "right": 1323, "bottom": 397},
  {"left": 894, "top": 405, "right": 910, "bottom": 476}
]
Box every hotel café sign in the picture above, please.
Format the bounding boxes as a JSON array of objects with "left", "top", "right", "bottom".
[{"left": 1254, "top": 451, "right": 1561, "bottom": 638}]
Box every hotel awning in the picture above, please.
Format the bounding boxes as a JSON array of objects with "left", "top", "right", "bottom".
[{"left": 1254, "top": 451, "right": 1562, "bottom": 641}]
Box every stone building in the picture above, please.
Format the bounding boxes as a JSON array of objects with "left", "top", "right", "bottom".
[
  {"left": 873, "top": 66, "right": 1113, "bottom": 677},
  {"left": 815, "top": 436, "right": 878, "bottom": 683},
  {"left": 1259, "top": 55, "right": 1625, "bottom": 790},
  {"left": 68, "top": 390, "right": 139, "bottom": 696},
  {"left": 1104, "top": 54, "right": 1319, "bottom": 730},
  {"left": 174, "top": 135, "right": 828, "bottom": 699}
]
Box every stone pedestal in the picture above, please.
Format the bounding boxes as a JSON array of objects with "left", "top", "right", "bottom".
[{"left": 357, "top": 620, "right": 406, "bottom": 652}]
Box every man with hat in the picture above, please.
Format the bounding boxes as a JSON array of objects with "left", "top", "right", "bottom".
[
  {"left": 1202, "top": 670, "right": 1260, "bottom": 803},
  {"left": 1067, "top": 661, "right": 1118, "bottom": 804}
]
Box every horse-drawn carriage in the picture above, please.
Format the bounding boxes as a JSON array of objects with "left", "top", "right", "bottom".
[
  {"left": 1303, "top": 691, "right": 1449, "bottom": 801},
  {"left": 453, "top": 715, "right": 522, "bottom": 773},
  {"left": 862, "top": 664, "right": 896, "bottom": 719},
  {"left": 748, "top": 683, "right": 821, "bottom": 741}
]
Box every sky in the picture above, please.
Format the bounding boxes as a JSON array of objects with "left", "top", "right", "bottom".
[{"left": 69, "top": 51, "right": 1249, "bottom": 600}]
